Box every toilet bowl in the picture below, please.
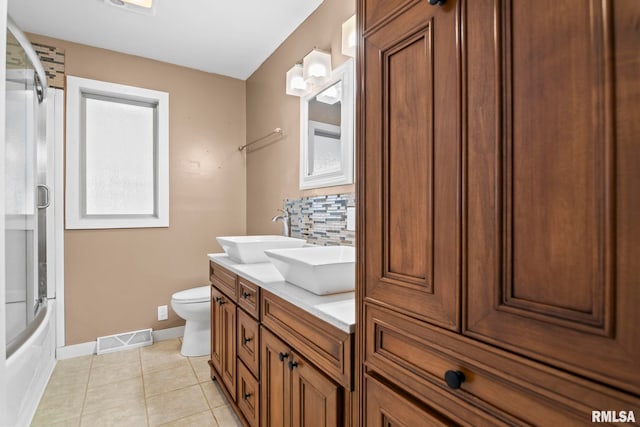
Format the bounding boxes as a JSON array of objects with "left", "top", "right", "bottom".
[{"left": 171, "top": 286, "right": 211, "bottom": 357}]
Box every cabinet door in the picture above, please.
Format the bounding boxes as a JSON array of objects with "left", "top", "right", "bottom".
[
  {"left": 261, "top": 327, "right": 291, "bottom": 427},
  {"left": 362, "top": 0, "right": 460, "bottom": 330},
  {"left": 237, "top": 360, "right": 260, "bottom": 427},
  {"left": 210, "top": 286, "right": 224, "bottom": 375},
  {"left": 220, "top": 297, "right": 237, "bottom": 400},
  {"left": 465, "top": 0, "right": 640, "bottom": 394},
  {"left": 237, "top": 308, "right": 260, "bottom": 377},
  {"left": 290, "top": 353, "right": 341, "bottom": 427},
  {"left": 363, "top": 375, "right": 454, "bottom": 427}
]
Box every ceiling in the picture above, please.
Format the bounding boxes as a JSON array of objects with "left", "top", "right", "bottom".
[{"left": 8, "top": 0, "right": 324, "bottom": 80}]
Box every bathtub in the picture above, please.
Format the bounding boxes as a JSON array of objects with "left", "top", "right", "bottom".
[{"left": 3, "top": 300, "right": 56, "bottom": 426}]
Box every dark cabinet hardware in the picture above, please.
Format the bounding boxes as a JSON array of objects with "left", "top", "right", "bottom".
[
  {"left": 278, "top": 352, "right": 289, "bottom": 362},
  {"left": 288, "top": 360, "right": 298, "bottom": 371},
  {"left": 444, "top": 370, "right": 465, "bottom": 390},
  {"left": 242, "top": 336, "right": 252, "bottom": 345}
]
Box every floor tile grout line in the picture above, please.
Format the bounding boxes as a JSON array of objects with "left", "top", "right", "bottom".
[
  {"left": 199, "top": 381, "right": 224, "bottom": 427},
  {"left": 139, "top": 348, "right": 151, "bottom": 427},
  {"left": 155, "top": 409, "right": 216, "bottom": 427},
  {"left": 77, "top": 354, "right": 95, "bottom": 426}
]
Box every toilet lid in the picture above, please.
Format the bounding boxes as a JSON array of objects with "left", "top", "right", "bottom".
[{"left": 172, "top": 285, "right": 210, "bottom": 303}]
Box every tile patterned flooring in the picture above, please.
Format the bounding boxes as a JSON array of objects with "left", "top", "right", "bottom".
[{"left": 31, "top": 339, "right": 243, "bottom": 427}]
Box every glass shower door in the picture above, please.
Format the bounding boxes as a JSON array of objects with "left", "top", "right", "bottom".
[{"left": 5, "top": 30, "right": 47, "bottom": 355}]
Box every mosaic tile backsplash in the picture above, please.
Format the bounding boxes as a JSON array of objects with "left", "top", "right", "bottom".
[{"left": 285, "top": 193, "right": 355, "bottom": 246}]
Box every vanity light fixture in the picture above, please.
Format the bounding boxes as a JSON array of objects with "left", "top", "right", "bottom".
[
  {"left": 303, "top": 49, "right": 332, "bottom": 87},
  {"left": 120, "top": 0, "right": 153, "bottom": 7},
  {"left": 316, "top": 82, "right": 342, "bottom": 105},
  {"left": 105, "top": 0, "right": 156, "bottom": 15},
  {"left": 342, "top": 15, "right": 356, "bottom": 57},
  {"left": 286, "top": 63, "right": 310, "bottom": 97}
]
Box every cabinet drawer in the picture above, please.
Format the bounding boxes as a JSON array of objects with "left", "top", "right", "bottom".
[
  {"left": 261, "top": 290, "right": 353, "bottom": 388},
  {"left": 210, "top": 261, "right": 237, "bottom": 300},
  {"left": 365, "top": 303, "right": 638, "bottom": 426},
  {"left": 364, "top": 374, "right": 469, "bottom": 427},
  {"left": 237, "top": 360, "right": 260, "bottom": 427},
  {"left": 237, "top": 308, "right": 260, "bottom": 378},
  {"left": 237, "top": 278, "right": 260, "bottom": 320},
  {"left": 363, "top": 0, "right": 419, "bottom": 32}
]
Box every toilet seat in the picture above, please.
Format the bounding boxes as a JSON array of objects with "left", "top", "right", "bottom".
[{"left": 171, "top": 285, "right": 210, "bottom": 304}]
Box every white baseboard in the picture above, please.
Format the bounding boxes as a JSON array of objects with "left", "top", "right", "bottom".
[
  {"left": 56, "top": 326, "right": 185, "bottom": 360},
  {"left": 152, "top": 326, "right": 185, "bottom": 342},
  {"left": 56, "top": 341, "right": 96, "bottom": 360}
]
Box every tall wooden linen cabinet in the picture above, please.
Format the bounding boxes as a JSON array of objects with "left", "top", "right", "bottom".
[{"left": 356, "top": 0, "right": 640, "bottom": 425}]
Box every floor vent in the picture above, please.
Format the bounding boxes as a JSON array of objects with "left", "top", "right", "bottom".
[{"left": 96, "top": 328, "right": 153, "bottom": 355}]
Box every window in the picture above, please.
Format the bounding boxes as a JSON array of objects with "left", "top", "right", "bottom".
[{"left": 66, "top": 76, "right": 169, "bottom": 229}]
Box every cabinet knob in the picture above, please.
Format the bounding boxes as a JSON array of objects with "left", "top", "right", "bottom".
[
  {"left": 242, "top": 336, "right": 252, "bottom": 345},
  {"left": 241, "top": 291, "right": 251, "bottom": 299},
  {"left": 242, "top": 392, "right": 252, "bottom": 401},
  {"left": 214, "top": 296, "right": 222, "bottom": 303},
  {"left": 288, "top": 360, "right": 298, "bottom": 371},
  {"left": 444, "top": 370, "right": 465, "bottom": 389},
  {"left": 428, "top": 0, "right": 446, "bottom": 5},
  {"left": 278, "top": 352, "right": 289, "bottom": 362}
]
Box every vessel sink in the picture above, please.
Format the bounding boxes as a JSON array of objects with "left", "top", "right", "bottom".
[
  {"left": 217, "top": 235, "right": 306, "bottom": 264},
  {"left": 264, "top": 246, "right": 355, "bottom": 295}
]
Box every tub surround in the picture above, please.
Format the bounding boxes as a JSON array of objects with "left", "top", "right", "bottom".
[{"left": 208, "top": 253, "right": 354, "bottom": 333}]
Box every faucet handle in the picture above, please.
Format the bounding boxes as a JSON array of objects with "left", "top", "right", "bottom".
[{"left": 276, "top": 208, "right": 289, "bottom": 217}]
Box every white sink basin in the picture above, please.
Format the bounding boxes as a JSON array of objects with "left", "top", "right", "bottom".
[
  {"left": 217, "top": 235, "right": 306, "bottom": 264},
  {"left": 264, "top": 246, "right": 355, "bottom": 295}
]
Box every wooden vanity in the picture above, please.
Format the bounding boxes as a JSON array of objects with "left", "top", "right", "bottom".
[{"left": 208, "top": 255, "right": 355, "bottom": 427}]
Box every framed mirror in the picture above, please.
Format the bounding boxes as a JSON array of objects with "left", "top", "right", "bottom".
[{"left": 299, "top": 59, "right": 354, "bottom": 189}]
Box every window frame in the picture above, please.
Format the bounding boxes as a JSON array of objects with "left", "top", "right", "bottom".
[{"left": 65, "top": 76, "right": 169, "bottom": 229}]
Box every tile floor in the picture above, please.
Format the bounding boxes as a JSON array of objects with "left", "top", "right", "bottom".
[{"left": 31, "top": 338, "right": 243, "bottom": 427}]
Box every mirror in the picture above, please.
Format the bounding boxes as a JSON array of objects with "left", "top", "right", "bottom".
[{"left": 300, "top": 59, "right": 354, "bottom": 189}]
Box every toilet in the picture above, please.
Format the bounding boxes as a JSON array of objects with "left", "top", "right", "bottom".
[{"left": 171, "top": 286, "right": 211, "bottom": 357}]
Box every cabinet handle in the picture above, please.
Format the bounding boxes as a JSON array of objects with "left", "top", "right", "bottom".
[
  {"left": 219, "top": 299, "right": 226, "bottom": 305},
  {"left": 242, "top": 392, "right": 252, "bottom": 401},
  {"left": 278, "top": 352, "right": 289, "bottom": 362},
  {"left": 241, "top": 291, "right": 251, "bottom": 299},
  {"left": 214, "top": 296, "right": 222, "bottom": 303},
  {"left": 444, "top": 370, "right": 466, "bottom": 390},
  {"left": 288, "top": 360, "right": 298, "bottom": 371},
  {"left": 428, "top": 0, "right": 446, "bottom": 5},
  {"left": 242, "top": 336, "right": 252, "bottom": 345}
]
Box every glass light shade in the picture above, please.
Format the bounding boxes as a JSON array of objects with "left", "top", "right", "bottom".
[
  {"left": 342, "top": 15, "right": 356, "bottom": 57},
  {"left": 316, "top": 81, "right": 342, "bottom": 105},
  {"left": 303, "top": 49, "right": 332, "bottom": 87},
  {"left": 286, "top": 63, "right": 310, "bottom": 96},
  {"left": 122, "top": 0, "right": 153, "bottom": 7}
]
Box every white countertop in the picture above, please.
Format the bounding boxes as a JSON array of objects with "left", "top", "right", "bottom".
[{"left": 208, "top": 253, "right": 355, "bottom": 333}]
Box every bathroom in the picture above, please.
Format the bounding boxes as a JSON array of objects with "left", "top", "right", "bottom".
[
  {"left": 2, "top": 0, "right": 357, "bottom": 425},
  {"left": 1, "top": 0, "right": 639, "bottom": 426}
]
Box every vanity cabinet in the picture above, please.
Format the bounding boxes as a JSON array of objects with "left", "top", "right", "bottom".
[
  {"left": 210, "top": 285, "right": 236, "bottom": 400},
  {"left": 358, "top": 0, "right": 640, "bottom": 423},
  {"left": 261, "top": 327, "right": 341, "bottom": 427},
  {"left": 209, "top": 259, "right": 354, "bottom": 427}
]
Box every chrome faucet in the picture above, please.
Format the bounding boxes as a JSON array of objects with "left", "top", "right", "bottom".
[{"left": 271, "top": 209, "right": 291, "bottom": 237}]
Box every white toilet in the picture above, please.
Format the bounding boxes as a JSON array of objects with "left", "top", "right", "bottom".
[{"left": 171, "top": 286, "right": 211, "bottom": 357}]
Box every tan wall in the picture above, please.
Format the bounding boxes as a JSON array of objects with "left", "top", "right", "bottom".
[
  {"left": 28, "top": 34, "right": 247, "bottom": 345},
  {"left": 245, "top": 0, "right": 356, "bottom": 234}
]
